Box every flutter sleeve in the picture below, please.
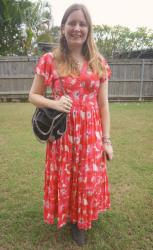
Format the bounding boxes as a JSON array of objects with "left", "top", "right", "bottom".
[
  {"left": 35, "top": 53, "right": 53, "bottom": 86},
  {"left": 100, "top": 57, "right": 112, "bottom": 84}
]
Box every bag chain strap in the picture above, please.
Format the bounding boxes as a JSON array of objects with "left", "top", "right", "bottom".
[{"left": 50, "top": 77, "right": 66, "bottom": 98}]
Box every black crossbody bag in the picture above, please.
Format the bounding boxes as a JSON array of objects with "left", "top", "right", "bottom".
[{"left": 32, "top": 79, "right": 67, "bottom": 143}]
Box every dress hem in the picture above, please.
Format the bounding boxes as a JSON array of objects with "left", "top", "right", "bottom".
[{"left": 44, "top": 205, "right": 111, "bottom": 230}]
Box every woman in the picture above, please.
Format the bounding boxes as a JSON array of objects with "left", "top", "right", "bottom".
[{"left": 29, "top": 3, "right": 113, "bottom": 247}]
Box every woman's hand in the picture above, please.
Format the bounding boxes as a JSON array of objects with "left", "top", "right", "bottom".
[
  {"left": 102, "top": 137, "right": 113, "bottom": 161},
  {"left": 55, "top": 95, "right": 73, "bottom": 113},
  {"left": 103, "top": 143, "right": 113, "bottom": 161}
]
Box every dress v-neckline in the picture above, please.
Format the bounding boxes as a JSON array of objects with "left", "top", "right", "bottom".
[
  {"left": 50, "top": 52, "right": 88, "bottom": 77},
  {"left": 79, "top": 61, "right": 88, "bottom": 75}
]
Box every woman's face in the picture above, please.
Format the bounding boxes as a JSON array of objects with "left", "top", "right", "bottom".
[{"left": 62, "top": 10, "right": 89, "bottom": 50}]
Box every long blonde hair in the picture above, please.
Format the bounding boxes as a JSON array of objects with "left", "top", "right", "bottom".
[{"left": 53, "top": 4, "right": 104, "bottom": 77}]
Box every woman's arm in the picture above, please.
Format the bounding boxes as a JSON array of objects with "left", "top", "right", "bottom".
[
  {"left": 29, "top": 74, "right": 73, "bottom": 113},
  {"left": 97, "top": 79, "right": 113, "bottom": 161}
]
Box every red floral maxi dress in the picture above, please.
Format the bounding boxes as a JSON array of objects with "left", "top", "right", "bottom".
[{"left": 35, "top": 52, "right": 111, "bottom": 230}]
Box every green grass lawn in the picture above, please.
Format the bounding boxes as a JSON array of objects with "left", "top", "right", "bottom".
[{"left": 0, "top": 102, "right": 153, "bottom": 250}]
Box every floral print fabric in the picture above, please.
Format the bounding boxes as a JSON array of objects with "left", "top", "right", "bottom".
[{"left": 35, "top": 52, "right": 111, "bottom": 229}]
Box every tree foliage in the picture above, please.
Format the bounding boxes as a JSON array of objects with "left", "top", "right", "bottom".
[
  {"left": 93, "top": 25, "right": 153, "bottom": 58},
  {"left": 1, "top": 1, "right": 153, "bottom": 57},
  {"left": 0, "top": 0, "right": 23, "bottom": 55},
  {"left": 0, "top": 0, "right": 53, "bottom": 55}
]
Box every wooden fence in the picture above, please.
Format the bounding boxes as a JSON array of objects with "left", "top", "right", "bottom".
[
  {"left": 108, "top": 59, "right": 153, "bottom": 101},
  {"left": 0, "top": 56, "right": 153, "bottom": 101}
]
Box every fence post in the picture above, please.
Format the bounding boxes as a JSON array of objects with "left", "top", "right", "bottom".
[{"left": 139, "top": 59, "right": 145, "bottom": 101}]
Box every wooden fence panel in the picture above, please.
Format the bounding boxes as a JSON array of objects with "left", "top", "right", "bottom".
[
  {"left": 108, "top": 81, "right": 140, "bottom": 98},
  {"left": 0, "top": 57, "right": 36, "bottom": 100},
  {"left": 0, "top": 57, "right": 153, "bottom": 101},
  {"left": 142, "top": 81, "right": 153, "bottom": 97},
  {"left": 0, "top": 78, "right": 32, "bottom": 93},
  {"left": 108, "top": 59, "right": 153, "bottom": 100},
  {"left": 110, "top": 63, "right": 141, "bottom": 80}
]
